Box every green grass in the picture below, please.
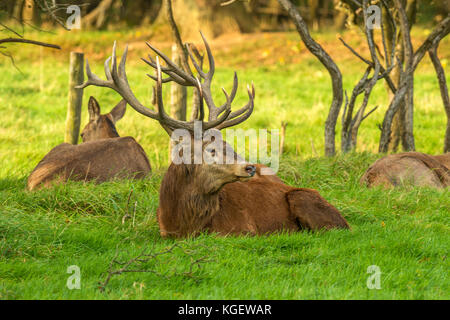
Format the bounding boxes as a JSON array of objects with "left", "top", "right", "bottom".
[{"left": 0, "top": 26, "right": 449, "bottom": 299}]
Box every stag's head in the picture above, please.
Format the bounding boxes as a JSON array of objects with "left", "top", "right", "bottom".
[
  {"left": 170, "top": 129, "right": 257, "bottom": 193},
  {"left": 200, "top": 138, "right": 257, "bottom": 194},
  {"left": 80, "top": 97, "right": 126, "bottom": 142},
  {"left": 77, "top": 32, "right": 256, "bottom": 193}
]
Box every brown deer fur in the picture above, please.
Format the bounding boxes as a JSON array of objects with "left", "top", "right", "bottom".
[
  {"left": 27, "top": 97, "right": 151, "bottom": 191},
  {"left": 360, "top": 152, "right": 450, "bottom": 188},
  {"left": 157, "top": 139, "right": 349, "bottom": 238}
]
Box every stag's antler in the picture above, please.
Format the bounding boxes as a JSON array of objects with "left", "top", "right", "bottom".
[{"left": 77, "top": 32, "right": 255, "bottom": 133}]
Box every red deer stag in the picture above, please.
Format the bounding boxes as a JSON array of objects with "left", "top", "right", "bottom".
[
  {"left": 27, "top": 97, "right": 151, "bottom": 191},
  {"left": 77, "top": 33, "right": 349, "bottom": 238},
  {"left": 361, "top": 152, "right": 450, "bottom": 188}
]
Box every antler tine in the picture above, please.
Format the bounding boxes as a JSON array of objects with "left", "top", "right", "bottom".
[
  {"left": 142, "top": 54, "right": 172, "bottom": 72},
  {"left": 146, "top": 69, "right": 191, "bottom": 86},
  {"left": 145, "top": 42, "right": 196, "bottom": 85},
  {"left": 215, "top": 83, "right": 255, "bottom": 130},
  {"left": 186, "top": 43, "right": 207, "bottom": 79},
  {"left": 110, "top": 41, "right": 122, "bottom": 86},
  {"left": 104, "top": 57, "right": 112, "bottom": 81},
  {"left": 142, "top": 54, "right": 190, "bottom": 84},
  {"left": 155, "top": 56, "right": 169, "bottom": 120},
  {"left": 199, "top": 31, "right": 215, "bottom": 83},
  {"left": 203, "top": 88, "right": 233, "bottom": 130},
  {"left": 192, "top": 31, "right": 233, "bottom": 121},
  {"left": 195, "top": 77, "right": 205, "bottom": 122},
  {"left": 118, "top": 45, "right": 128, "bottom": 78},
  {"left": 217, "top": 71, "right": 238, "bottom": 113},
  {"left": 76, "top": 59, "right": 113, "bottom": 89},
  {"left": 153, "top": 56, "right": 200, "bottom": 133},
  {"left": 146, "top": 73, "right": 174, "bottom": 83}
]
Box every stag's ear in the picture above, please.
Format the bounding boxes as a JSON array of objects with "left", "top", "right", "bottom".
[
  {"left": 88, "top": 96, "right": 101, "bottom": 122},
  {"left": 109, "top": 99, "right": 127, "bottom": 123}
]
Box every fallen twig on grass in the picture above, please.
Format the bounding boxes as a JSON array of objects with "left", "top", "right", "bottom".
[{"left": 99, "top": 242, "right": 213, "bottom": 292}]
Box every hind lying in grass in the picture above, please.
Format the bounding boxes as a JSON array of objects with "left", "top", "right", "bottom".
[
  {"left": 27, "top": 97, "right": 151, "bottom": 191},
  {"left": 360, "top": 152, "right": 450, "bottom": 188},
  {"left": 77, "top": 33, "right": 350, "bottom": 238}
]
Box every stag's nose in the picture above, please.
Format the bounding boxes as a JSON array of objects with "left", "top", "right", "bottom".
[{"left": 245, "top": 165, "right": 256, "bottom": 177}]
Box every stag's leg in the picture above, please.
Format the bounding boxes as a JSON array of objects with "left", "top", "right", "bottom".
[{"left": 286, "top": 188, "right": 349, "bottom": 230}]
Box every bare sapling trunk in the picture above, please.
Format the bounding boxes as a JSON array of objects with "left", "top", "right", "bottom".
[
  {"left": 278, "top": 0, "right": 343, "bottom": 157},
  {"left": 65, "top": 52, "right": 84, "bottom": 145},
  {"left": 398, "top": 0, "right": 415, "bottom": 152},
  {"left": 83, "top": 0, "right": 115, "bottom": 29},
  {"left": 170, "top": 44, "right": 187, "bottom": 121},
  {"left": 188, "top": 44, "right": 204, "bottom": 121},
  {"left": 340, "top": 0, "right": 385, "bottom": 153},
  {"left": 169, "top": 43, "right": 187, "bottom": 161},
  {"left": 379, "top": 0, "right": 417, "bottom": 153},
  {"left": 383, "top": 0, "right": 416, "bottom": 152},
  {"left": 428, "top": 41, "right": 450, "bottom": 153}
]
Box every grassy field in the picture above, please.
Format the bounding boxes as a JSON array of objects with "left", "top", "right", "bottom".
[{"left": 0, "top": 26, "right": 449, "bottom": 299}]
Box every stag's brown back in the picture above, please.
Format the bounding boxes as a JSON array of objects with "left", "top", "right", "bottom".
[
  {"left": 27, "top": 97, "right": 151, "bottom": 191},
  {"left": 360, "top": 152, "right": 450, "bottom": 188}
]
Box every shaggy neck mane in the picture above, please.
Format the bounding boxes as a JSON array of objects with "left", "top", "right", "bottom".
[{"left": 159, "top": 162, "right": 221, "bottom": 236}]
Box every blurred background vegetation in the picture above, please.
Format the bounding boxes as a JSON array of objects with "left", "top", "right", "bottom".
[{"left": 2, "top": 0, "right": 449, "bottom": 37}]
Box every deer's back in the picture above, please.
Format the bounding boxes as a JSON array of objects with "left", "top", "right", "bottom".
[
  {"left": 431, "top": 153, "right": 450, "bottom": 170},
  {"left": 360, "top": 152, "right": 450, "bottom": 188},
  {"left": 27, "top": 136, "right": 151, "bottom": 190}
]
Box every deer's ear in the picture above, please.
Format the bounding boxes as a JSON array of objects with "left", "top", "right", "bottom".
[
  {"left": 88, "top": 96, "right": 101, "bottom": 121},
  {"left": 109, "top": 99, "right": 127, "bottom": 123}
]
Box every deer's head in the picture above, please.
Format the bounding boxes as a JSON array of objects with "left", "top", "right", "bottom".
[
  {"left": 80, "top": 97, "right": 127, "bottom": 142},
  {"left": 172, "top": 131, "right": 257, "bottom": 194},
  {"left": 78, "top": 32, "right": 256, "bottom": 193}
]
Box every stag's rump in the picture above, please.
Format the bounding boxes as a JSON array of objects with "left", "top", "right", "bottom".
[{"left": 27, "top": 136, "right": 151, "bottom": 190}]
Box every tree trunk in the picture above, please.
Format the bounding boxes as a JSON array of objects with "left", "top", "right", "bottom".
[
  {"left": 65, "top": 52, "right": 84, "bottom": 145},
  {"left": 156, "top": 0, "right": 259, "bottom": 39},
  {"left": 428, "top": 43, "right": 450, "bottom": 153},
  {"left": 308, "top": 0, "right": 320, "bottom": 31},
  {"left": 379, "top": 0, "right": 416, "bottom": 153},
  {"left": 387, "top": 0, "right": 416, "bottom": 152},
  {"left": 168, "top": 44, "right": 188, "bottom": 162},
  {"left": 278, "top": 0, "right": 343, "bottom": 157},
  {"left": 13, "top": 0, "right": 24, "bottom": 22},
  {"left": 83, "top": 0, "right": 116, "bottom": 29},
  {"left": 401, "top": 0, "right": 416, "bottom": 151}
]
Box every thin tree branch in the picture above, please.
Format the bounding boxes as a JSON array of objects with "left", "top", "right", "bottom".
[
  {"left": 413, "top": 15, "right": 450, "bottom": 71},
  {"left": 0, "top": 37, "right": 61, "bottom": 49}
]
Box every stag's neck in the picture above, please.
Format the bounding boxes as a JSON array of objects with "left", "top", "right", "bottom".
[{"left": 159, "top": 163, "right": 220, "bottom": 237}]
